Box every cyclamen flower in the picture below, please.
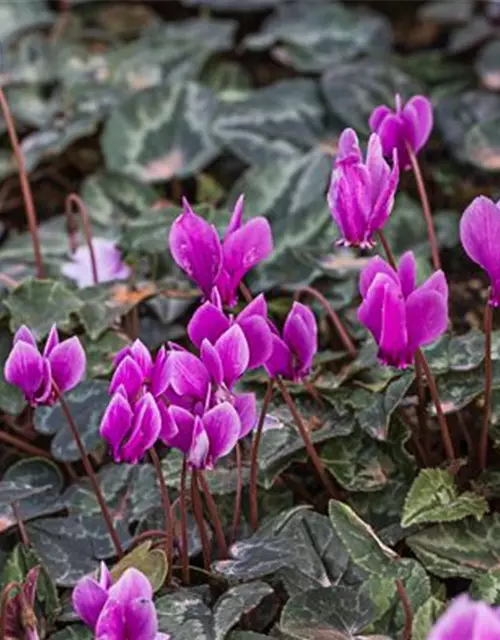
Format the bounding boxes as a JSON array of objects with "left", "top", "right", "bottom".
[
  {"left": 460, "top": 196, "right": 500, "bottom": 306},
  {"left": 61, "top": 238, "right": 131, "bottom": 288},
  {"left": 4, "top": 324, "right": 86, "bottom": 406},
  {"left": 72, "top": 563, "right": 169, "bottom": 640},
  {"left": 369, "top": 94, "right": 433, "bottom": 170},
  {"left": 427, "top": 594, "right": 500, "bottom": 640},
  {"left": 168, "top": 195, "right": 273, "bottom": 307},
  {"left": 327, "top": 128, "right": 399, "bottom": 248},
  {"left": 358, "top": 252, "right": 448, "bottom": 368},
  {"left": 188, "top": 291, "right": 273, "bottom": 370},
  {"left": 265, "top": 302, "right": 317, "bottom": 382}
]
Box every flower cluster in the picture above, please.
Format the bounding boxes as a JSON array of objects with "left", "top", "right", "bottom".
[
  {"left": 168, "top": 195, "right": 273, "bottom": 307},
  {"left": 72, "top": 563, "right": 169, "bottom": 640}
]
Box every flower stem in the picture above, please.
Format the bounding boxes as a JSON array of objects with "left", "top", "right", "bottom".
[
  {"left": 480, "top": 299, "right": 493, "bottom": 470},
  {"left": 179, "top": 457, "right": 190, "bottom": 585},
  {"left": 198, "top": 472, "right": 228, "bottom": 558},
  {"left": 249, "top": 379, "right": 274, "bottom": 530},
  {"left": 396, "top": 578, "right": 413, "bottom": 640},
  {"left": 239, "top": 282, "right": 253, "bottom": 304},
  {"left": 276, "top": 378, "right": 339, "bottom": 499},
  {"left": 0, "top": 87, "right": 44, "bottom": 278},
  {"left": 65, "top": 194, "right": 98, "bottom": 286},
  {"left": 377, "top": 230, "right": 397, "bottom": 269},
  {"left": 12, "top": 501, "right": 29, "bottom": 546},
  {"left": 406, "top": 143, "right": 441, "bottom": 271},
  {"left": 230, "top": 442, "right": 243, "bottom": 544},
  {"left": 191, "top": 469, "right": 211, "bottom": 571},
  {"left": 148, "top": 448, "right": 173, "bottom": 585},
  {"left": 415, "top": 350, "right": 455, "bottom": 461},
  {"left": 294, "top": 286, "right": 356, "bottom": 357},
  {"left": 0, "top": 429, "right": 53, "bottom": 460},
  {"left": 54, "top": 387, "right": 123, "bottom": 557}
]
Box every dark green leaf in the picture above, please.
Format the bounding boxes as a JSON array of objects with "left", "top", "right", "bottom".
[
  {"left": 213, "top": 582, "right": 276, "bottom": 639},
  {"left": 412, "top": 597, "right": 446, "bottom": 640},
  {"left": 470, "top": 569, "right": 500, "bottom": 605},
  {"left": 156, "top": 589, "right": 214, "bottom": 640}
]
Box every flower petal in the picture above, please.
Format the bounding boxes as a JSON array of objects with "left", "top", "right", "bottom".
[
  {"left": 72, "top": 574, "right": 109, "bottom": 631},
  {"left": 214, "top": 324, "right": 250, "bottom": 388},
  {"left": 460, "top": 196, "right": 500, "bottom": 284},
  {"left": 99, "top": 392, "right": 133, "bottom": 462},
  {"left": 238, "top": 315, "right": 273, "bottom": 369},
  {"left": 202, "top": 402, "right": 240, "bottom": 463},
  {"left": 165, "top": 351, "right": 210, "bottom": 399},
  {"left": 188, "top": 417, "right": 210, "bottom": 469},
  {"left": 166, "top": 406, "right": 196, "bottom": 454},
  {"left": 157, "top": 400, "right": 179, "bottom": 446},
  {"left": 168, "top": 199, "right": 222, "bottom": 298},
  {"left": 265, "top": 335, "right": 292, "bottom": 380},
  {"left": 237, "top": 293, "right": 268, "bottom": 322},
  {"left": 124, "top": 597, "right": 159, "bottom": 640},
  {"left": 358, "top": 273, "right": 395, "bottom": 345},
  {"left": 397, "top": 251, "right": 417, "bottom": 298},
  {"left": 47, "top": 337, "right": 86, "bottom": 393},
  {"left": 109, "top": 355, "right": 145, "bottom": 400},
  {"left": 13, "top": 325, "right": 37, "bottom": 347},
  {"left": 200, "top": 340, "right": 224, "bottom": 386},
  {"left": 417, "top": 270, "right": 449, "bottom": 305},
  {"left": 94, "top": 598, "right": 125, "bottom": 638},
  {"left": 336, "top": 128, "right": 362, "bottom": 164},
  {"left": 427, "top": 595, "right": 480, "bottom": 640},
  {"left": 129, "top": 339, "right": 153, "bottom": 377},
  {"left": 151, "top": 347, "right": 169, "bottom": 397},
  {"left": 187, "top": 301, "right": 230, "bottom": 348},
  {"left": 43, "top": 325, "right": 60, "bottom": 358},
  {"left": 108, "top": 567, "right": 153, "bottom": 602},
  {"left": 225, "top": 194, "right": 245, "bottom": 236},
  {"left": 121, "top": 393, "right": 161, "bottom": 463},
  {"left": 379, "top": 280, "right": 408, "bottom": 368},
  {"left": 402, "top": 95, "right": 433, "bottom": 153},
  {"left": 406, "top": 288, "right": 448, "bottom": 352},
  {"left": 359, "top": 256, "right": 398, "bottom": 297},
  {"left": 283, "top": 302, "right": 317, "bottom": 376},
  {"left": 369, "top": 105, "right": 392, "bottom": 135},
  {"left": 368, "top": 146, "right": 399, "bottom": 235},
  {"left": 4, "top": 341, "right": 45, "bottom": 401},
  {"left": 234, "top": 392, "right": 257, "bottom": 438}
]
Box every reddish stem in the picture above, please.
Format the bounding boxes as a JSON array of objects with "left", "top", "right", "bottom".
[
  {"left": 396, "top": 578, "right": 413, "bottom": 640},
  {"left": 54, "top": 387, "right": 123, "bottom": 557},
  {"left": 149, "top": 448, "right": 173, "bottom": 585},
  {"left": 249, "top": 379, "right": 274, "bottom": 530},
  {"left": 198, "top": 472, "right": 228, "bottom": 558},
  {"left": 377, "top": 230, "right": 397, "bottom": 269},
  {"left": 0, "top": 87, "right": 44, "bottom": 278},
  {"left": 230, "top": 442, "right": 243, "bottom": 544},
  {"left": 12, "top": 501, "right": 29, "bottom": 546},
  {"left": 65, "top": 194, "right": 98, "bottom": 286},
  {"left": 191, "top": 469, "right": 211, "bottom": 571},
  {"left": 276, "top": 378, "right": 339, "bottom": 499},
  {"left": 406, "top": 143, "right": 441, "bottom": 271},
  {"left": 179, "top": 458, "right": 190, "bottom": 585},
  {"left": 415, "top": 350, "right": 455, "bottom": 461},
  {"left": 0, "top": 429, "right": 53, "bottom": 460},
  {"left": 239, "top": 282, "right": 253, "bottom": 304},
  {"left": 294, "top": 286, "right": 356, "bottom": 357},
  {"left": 480, "top": 299, "right": 493, "bottom": 470}
]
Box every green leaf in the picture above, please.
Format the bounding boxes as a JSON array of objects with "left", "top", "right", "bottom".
[
  {"left": 182, "top": 0, "right": 281, "bottom": 9},
  {"left": 407, "top": 515, "right": 500, "bottom": 579},
  {"left": 156, "top": 589, "right": 213, "bottom": 639},
  {"left": 213, "top": 79, "right": 324, "bottom": 165},
  {"left": 80, "top": 331, "right": 130, "bottom": 379},
  {"left": 214, "top": 508, "right": 349, "bottom": 596},
  {"left": 279, "top": 585, "right": 374, "bottom": 640},
  {"left": 412, "top": 597, "right": 446, "bottom": 640},
  {"left": 213, "top": 582, "right": 276, "bottom": 640},
  {"left": 402, "top": 469, "right": 488, "bottom": 527},
  {"left": 48, "top": 627, "right": 92, "bottom": 640},
  {"left": 245, "top": 1, "right": 391, "bottom": 72},
  {"left": 5, "top": 279, "right": 84, "bottom": 339},
  {"left": 0, "top": 0, "right": 54, "bottom": 43},
  {"left": 470, "top": 568, "right": 500, "bottom": 605},
  {"left": 34, "top": 381, "right": 109, "bottom": 462},
  {"left": 0, "top": 329, "right": 25, "bottom": 414},
  {"left": 102, "top": 82, "right": 221, "bottom": 181},
  {"left": 1, "top": 544, "right": 60, "bottom": 624},
  {"left": 110, "top": 541, "right": 167, "bottom": 593}
]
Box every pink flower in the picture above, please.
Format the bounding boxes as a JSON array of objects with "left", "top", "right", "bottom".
[
  {"left": 327, "top": 128, "right": 399, "bottom": 248},
  {"left": 61, "top": 237, "right": 131, "bottom": 288},
  {"left": 358, "top": 251, "right": 448, "bottom": 368},
  {"left": 4, "top": 325, "right": 86, "bottom": 406},
  {"left": 428, "top": 594, "right": 500, "bottom": 640},
  {"left": 369, "top": 94, "right": 433, "bottom": 170}
]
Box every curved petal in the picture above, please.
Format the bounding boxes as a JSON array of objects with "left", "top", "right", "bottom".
[
  {"left": 427, "top": 595, "right": 477, "bottom": 640},
  {"left": 121, "top": 393, "right": 161, "bottom": 463},
  {"left": 168, "top": 199, "right": 222, "bottom": 298},
  {"left": 358, "top": 276, "right": 385, "bottom": 344},
  {"left": 157, "top": 400, "right": 178, "bottom": 446},
  {"left": 225, "top": 194, "right": 245, "bottom": 236},
  {"left": 369, "top": 105, "right": 393, "bottom": 135},
  {"left": 13, "top": 325, "right": 37, "bottom": 347},
  {"left": 188, "top": 417, "right": 210, "bottom": 469},
  {"left": 366, "top": 133, "right": 390, "bottom": 196},
  {"left": 129, "top": 340, "right": 153, "bottom": 377},
  {"left": 124, "top": 598, "right": 159, "bottom": 640},
  {"left": 336, "top": 128, "right": 362, "bottom": 164},
  {"left": 238, "top": 315, "right": 273, "bottom": 369},
  {"left": 283, "top": 303, "right": 317, "bottom": 373},
  {"left": 99, "top": 392, "right": 133, "bottom": 462},
  {"left": 397, "top": 251, "right": 417, "bottom": 298},
  {"left": 187, "top": 301, "right": 230, "bottom": 348},
  {"left": 94, "top": 598, "right": 125, "bottom": 638},
  {"left": 237, "top": 293, "right": 267, "bottom": 322},
  {"left": 4, "top": 341, "right": 44, "bottom": 401},
  {"left": 33, "top": 359, "right": 53, "bottom": 405},
  {"left": 109, "top": 355, "right": 144, "bottom": 401},
  {"left": 234, "top": 392, "right": 257, "bottom": 438},
  {"left": 47, "top": 337, "right": 86, "bottom": 393},
  {"left": 402, "top": 95, "right": 433, "bottom": 153},
  {"left": 214, "top": 324, "right": 250, "bottom": 388},
  {"left": 108, "top": 567, "right": 152, "bottom": 602},
  {"left": 379, "top": 280, "right": 408, "bottom": 368},
  {"left": 406, "top": 289, "right": 448, "bottom": 352},
  {"left": 460, "top": 196, "right": 500, "bottom": 282},
  {"left": 72, "top": 575, "right": 108, "bottom": 630},
  {"left": 167, "top": 406, "right": 196, "bottom": 454},
  {"left": 165, "top": 351, "right": 210, "bottom": 399},
  {"left": 417, "top": 270, "right": 449, "bottom": 305},
  {"left": 368, "top": 148, "right": 399, "bottom": 235},
  {"left": 151, "top": 347, "right": 169, "bottom": 398},
  {"left": 376, "top": 112, "right": 402, "bottom": 157},
  {"left": 200, "top": 339, "right": 223, "bottom": 386},
  {"left": 265, "top": 334, "right": 293, "bottom": 380},
  {"left": 43, "top": 325, "right": 60, "bottom": 358},
  {"left": 328, "top": 163, "right": 372, "bottom": 245},
  {"left": 359, "top": 256, "right": 398, "bottom": 298},
  {"left": 202, "top": 402, "right": 240, "bottom": 463}
]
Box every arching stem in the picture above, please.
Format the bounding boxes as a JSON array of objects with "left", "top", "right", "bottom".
[
  {"left": 396, "top": 578, "right": 413, "bottom": 640},
  {"left": 149, "top": 448, "right": 173, "bottom": 584},
  {"left": 191, "top": 469, "right": 211, "bottom": 571},
  {"left": 65, "top": 193, "right": 98, "bottom": 286},
  {"left": 230, "top": 443, "right": 243, "bottom": 544},
  {"left": 179, "top": 458, "right": 190, "bottom": 585},
  {"left": 198, "top": 472, "right": 228, "bottom": 558},
  {"left": 479, "top": 298, "right": 493, "bottom": 470},
  {"left": 377, "top": 230, "right": 397, "bottom": 269}
]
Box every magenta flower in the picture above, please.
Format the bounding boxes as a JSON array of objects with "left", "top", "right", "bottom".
[
  {"left": 168, "top": 195, "right": 273, "bottom": 307},
  {"left": 428, "top": 595, "right": 500, "bottom": 640},
  {"left": 369, "top": 94, "right": 433, "bottom": 170},
  {"left": 358, "top": 251, "right": 448, "bottom": 368},
  {"left": 265, "top": 302, "right": 317, "bottom": 382},
  {"left": 72, "top": 563, "right": 169, "bottom": 640},
  {"left": 327, "top": 128, "right": 399, "bottom": 248},
  {"left": 4, "top": 324, "right": 86, "bottom": 406},
  {"left": 61, "top": 238, "right": 131, "bottom": 288},
  {"left": 460, "top": 196, "right": 500, "bottom": 307},
  {"left": 188, "top": 291, "right": 273, "bottom": 370}
]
